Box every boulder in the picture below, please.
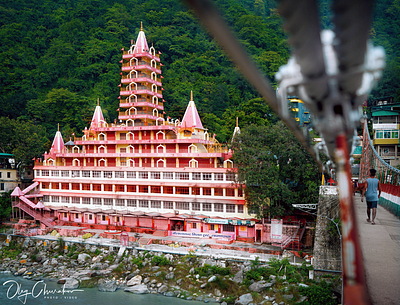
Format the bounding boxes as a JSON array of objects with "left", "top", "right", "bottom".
[
  {"left": 232, "top": 270, "right": 243, "bottom": 284},
  {"left": 16, "top": 268, "right": 26, "bottom": 276},
  {"left": 158, "top": 285, "right": 168, "bottom": 293},
  {"left": 208, "top": 275, "right": 217, "bottom": 283},
  {"left": 214, "top": 289, "right": 222, "bottom": 297},
  {"left": 78, "top": 253, "right": 91, "bottom": 263},
  {"left": 90, "top": 246, "right": 97, "bottom": 253},
  {"left": 64, "top": 278, "right": 79, "bottom": 289},
  {"left": 50, "top": 258, "right": 58, "bottom": 265},
  {"left": 249, "top": 280, "right": 273, "bottom": 292},
  {"left": 124, "top": 284, "right": 149, "bottom": 294},
  {"left": 154, "top": 271, "right": 162, "bottom": 277},
  {"left": 127, "top": 275, "right": 142, "bottom": 286},
  {"left": 98, "top": 281, "right": 118, "bottom": 292},
  {"left": 165, "top": 272, "right": 174, "bottom": 280},
  {"left": 151, "top": 266, "right": 160, "bottom": 272},
  {"left": 176, "top": 279, "right": 182, "bottom": 286},
  {"left": 165, "top": 291, "right": 174, "bottom": 297},
  {"left": 92, "top": 255, "right": 102, "bottom": 263},
  {"left": 235, "top": 293, "right": 253, "bottom": 305}
]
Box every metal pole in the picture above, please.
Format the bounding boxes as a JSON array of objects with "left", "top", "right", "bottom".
[{"left": 335, "top": 134, "right": 371, "bottom": 305}]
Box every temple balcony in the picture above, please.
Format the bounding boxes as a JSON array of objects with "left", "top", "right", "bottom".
[
  {"left": 120, "top": 89, "right": 162, "bottom": 99},
  {"left": 121, "top": 76, "right": 162, "bottom": 87},
  {"left": 73, "top": 138, "right": 213, "bottom": 145},
  {"left": 119, "top": 102, "right": 164, "bottom": 111},
  {"left": 54, "top": 152, "right": 227, "bottom": 158},
  {"left": 121, "top": 64, "right": 161, "bottom": 74},
  {"left": 122, "top": 51, "right": 160, "bottom": 62}
]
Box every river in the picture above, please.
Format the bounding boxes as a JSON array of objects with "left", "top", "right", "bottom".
[{"left": 0, "top": 274, "right": 205, "bottom": 305}]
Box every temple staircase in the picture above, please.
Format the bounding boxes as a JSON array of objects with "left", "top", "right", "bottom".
[
  {"left": 13, "top": 201, "right": 54, "bottom": 228},
  {"left": 138, "top": 237, "right": 153, "bottom": 246}
]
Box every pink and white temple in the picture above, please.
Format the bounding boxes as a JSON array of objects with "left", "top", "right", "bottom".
[{"left": 11, "top": 24, "right": 261, "bottom": 242}]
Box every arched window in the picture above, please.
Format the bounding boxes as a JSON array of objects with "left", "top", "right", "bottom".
[
  {"left": 72, "top": 146, "right": 80, "bottom": 153},
  {"left": 73, "top": 159, "right": 80, "bottom": 166},
  {"left": 224, "top": 159, "right": 233, "bottom": 168},
  {"left": 98, "top": 159, "right": 106, "bottom": 167},
  {"left": 128, "top": 159, "right": 135, "bottom": 167},
  {"left": 47, "top": 158, "right": 55, "bottom": 166},
  {"left": 98, "top": 133, "right": 106, "bottom": 141},
  {"left": 156, "top": 159, "right": 166, "bottom": 168},
  {"left": 156, "top": 145, "right": 165, "bottom": 154},
  {"left": 128, "top": 107, "right": 137, "bottom": 115},
  {"left": 127, "top": 145, "right": 135, "bottom": 153},
  {"left": 128, "top": 94, "right": 137, "bottom": 104},
  {"left": 188, "top": 144, "right": 198, "bottom": 153},
  {"left": 126, "top": 119, "right": 134, "bottom": 127},
  {"left": 98, "top": 145, "right": 106, "bottom": 154},
  {"left": 189, "top": 159, "right": 198, "bottom": 168},
  {"left": 156, "top": 131, "right": 165, "bottom": 140}
]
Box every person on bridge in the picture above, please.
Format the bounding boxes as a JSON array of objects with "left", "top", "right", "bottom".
[{"left": 361, "top": 169, "right": 381, "bottom": 225}]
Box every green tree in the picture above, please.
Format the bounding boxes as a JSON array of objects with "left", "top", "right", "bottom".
[
  {"left": 0, "top": 191, "right": 12, "bottom": 225},
  {"left": 231, "top": 122, "right": 321, "bottom": 218}
]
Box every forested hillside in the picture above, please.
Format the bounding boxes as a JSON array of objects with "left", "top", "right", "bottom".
[{"left": 0, "top": 0, "right": 398, "bottom": 165}]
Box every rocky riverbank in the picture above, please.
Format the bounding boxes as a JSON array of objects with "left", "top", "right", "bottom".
[{"left": 0, "top": 235, "right": 340, "bottom": 305}]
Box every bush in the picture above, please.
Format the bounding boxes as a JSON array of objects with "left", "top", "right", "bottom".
[
  {"left": 131, "top": 257, "right": 144, "bottom": 269},
  {"left": 31, "top": 254, "right": 37, "bottom": 262},
  {"left": 151, "top": 255, "right": 170, "bottom": 266},
  {"left": 210, "top": 265, "right": 231, "bottom": 276},
  {"left": 94, "top": 249, "right": 101, "bottom": 256},
  {"left": 298, "top": 281, "right": 336, "bottom": 305}
]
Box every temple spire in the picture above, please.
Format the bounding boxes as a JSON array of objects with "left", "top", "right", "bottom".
[
  {"left": 190, "top": 90, "right": 193, "bottom": 101},
  {"left": 97, "top": 97, "right": 99, "bottom": 106},
  {"left": 133, "top": 22, "right": 149, "bottom": 54},
  {"left": 181, "top": 96, "right": 204, "bottom": 129},
  {"left": 141, "top": 21, "right": 143, "bottom": 31}
]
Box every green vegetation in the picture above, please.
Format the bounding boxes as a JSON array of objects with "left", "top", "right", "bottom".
[
  {"left": 151, "top": 255, "right": 170, "bottom": 266},
  {"left": 57, "top": 238, "right": 65, "bottom": 254},
  {"left": 298, "top": 281, "right": 336, "bottom": 305},
  {"left": 0, "top": 191, "right": 12, "bottom": 225},
  {"left": 231, "top": 123, "right": 323, "bottom": 218},
  {"left": 131, "top": 257, "right": 144, "bottom": 269},
  {"left": 194, "top": 264, "right": 231, "bottom": 276}
]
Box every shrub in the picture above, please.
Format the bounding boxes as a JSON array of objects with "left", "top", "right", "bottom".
[
  {"left": 131, "top": 257, "right": 144, "bottom": 269},
  {"left": 94, "top": 249, "right": 101, "bottom": 256},
  {"left": 151, "top": 255, "right": 170, "bottom": 266},
  {"left": 210, "top": 265, "right": 231, "bottom": 276},
  {"left": 298, "top": 281, "right": 336, "bottom": 305}
]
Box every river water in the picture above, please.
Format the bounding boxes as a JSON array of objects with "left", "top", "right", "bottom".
[{"left": 0, "top": 274, "right": 204, "bottom": 305}]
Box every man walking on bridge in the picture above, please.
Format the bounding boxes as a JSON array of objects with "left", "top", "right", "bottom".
[{"left": 361, "top": 169, "right": 381, "bottom": 225}]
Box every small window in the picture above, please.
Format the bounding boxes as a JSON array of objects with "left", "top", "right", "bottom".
[
  {"left": 61, "top": 196, "right": 69, "bottom": 203},
  {"left": 72, "top": 197, "right": 80, "bottom": 204},
  {"left": 89, "top": 214, "right": 93, "bottom": 220},
  {"left": 92, "top": 171, "right": 101, "bottom": 178},
  {"left": 176, "top": 187, "right": 189, "bottom": 195},
  {"left": 151, "top": 200, "right": 161, "bottom": 208},
  {"left": 41, "top": 170, "right": 49, "bottom": 176},
  {"left": 202, "top": 203, "right": 212, "bottom": 212},
  {"left": 151, "top": 172, "right": 161, "bottom": 179},
  {"left": 176, "top": 173, "right": 189, "bottom": 180},
  {"left": 139, "top": 172, "right": 149, "bottom": 179},
  {"left": 51, "top": 196, "right": 60, "bottom": 203},
  {"left": 120, "top": 133, "right": 126, "bottom": 140},
  {"left": 215, "top": 173, "right": 224, "bottom": 181},
  {"left": 223, "top": 224, "right": 235, "bottom": 232},
  {"left": 104, "top": 171, "right": 113, "bottom": 178},
  {"left": 104, "top": 198, "right": 113, "bottom": 205},
  {"left": 93, "top": 198, "right": 102, "bottom": 205},
  {"left": 214, "top": 203, "right": 224, "bottom": 212},
  {"left": 203, "top": 173, "right": 212, "bottom": 180},
  {"left": 102, "top": 215, "right": 106, "bottom": 221},
  {"left": 116, "top": 199, "right": 125, "bottom": 206},
  {"left": 203, "top": 188, "right": 211, "bottom": 196},
  {"left": 226, "top": 188, "right": 235, "bottom": 197},
  {"left": 72, "top": 170, "right": 80, "bottom": 177},
  {"left": 214, "top": 188, "right": 223, "bottom": 196},
  {"left": 61, "top": 170, "right": 69, "bottom": 177},
  {"left": 82, "top": 198, "right": 90, "bottom": 204},
  {"left": 163, "top": 172, "right": 174, "bottom": 179},
  {"left": 82, "top": 171, "right": 90, "bottom": 177},
  {"left": 51, "top": 170, "right": 60, "bottom": 177},
  {"left": 163, "top": 201, "right": 173, "bottom": 209},
  {"left": 139, "top": 185, "right": 149, "bottom": 193},
  {"left": 127, "top": 171, "right": 136, "bottom": 178},
  {"left": 226, "top": 204, "right": 235, "bottom": 213},
  {"left": 192, "top": 173, "right": 201, "bottom": 180},
  {"left": 7, "top": 172, "right": 11, "bottom": 178},
  {"left": 226, "top": 173, "right": 235, "bottom": 181},
  {"left": 139, "top": 200, "right": 149, "bottom": 208},
  {"left": 237, "top": 205, "right": 244, "bottom": 213},
  {"left": 176, "top": 202, "right": 189, "bottom": 210},
  {"left": 192, "top": 202, "right": 200, "bottom": 211},
  {"left": 127, "top": 199, "right": 137, "bottom": 207},
  {"left": 115, "top": 171, "right": 125, "bottom": 178},
  {"left": 210, "top": 224, "right": 215, "bottom": 230},
  {"left": 191, "top": 222, "right": 197, "bottom": 229}
]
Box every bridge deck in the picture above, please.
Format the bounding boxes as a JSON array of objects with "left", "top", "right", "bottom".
[{"left": 354, "top": 193, "right": 400, "bottom": 305}]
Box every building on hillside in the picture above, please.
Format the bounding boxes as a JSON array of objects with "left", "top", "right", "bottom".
[
  {"left": 370, "top": 96, "right": 400, "bottom": 167},
  {"left": 287, "top": 96, "right": 311, "bottom": 127},
  {"left": 0, "top": 153, "right": 19, "bottom": 193},
  {"left": 16, "top": 24, "right": 262, "bottom": 242}
]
